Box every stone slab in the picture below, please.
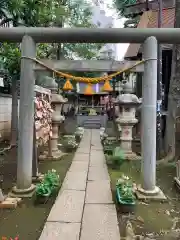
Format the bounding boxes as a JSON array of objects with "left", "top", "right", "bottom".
[
  {"left": 90, "top": 153, "right": 105, "bottom": 167},
  {"left": 79, "top": 140, "right": 91, "bottom": 145},
  {"left": 88, "top": 166, "right": 110, "bottom": 181},
  {"left": 84, "top": 129, "right": 91, "bottom": 134},
  {"left": 91, "top": 129, "right": 100, "bottom": 134},
  {"left": 78, "top": 147, "right": 90, "bottom": 151},
  {"left": 91, "top": 139, "right": 100, "bottom": 142},
  {"left": 81, "top": 137, "right": 91, "bottom": 141},
  {"left": 73, "top": 153, "right": 89, "bottom": 162},
  {"left": 91, "top": 137, "right": 101, "bottom": 143},
  {"left": 79, "top": 144, "right": 90, "bottom": 148},
  {"left": 39, "top": 222, "right": 80, "bottom": 240},
  {"left": 69, "top": 161, "right": 89, "bottom": 172},
  {"left": 91, "top": 139, "right": 101, "bottom": 143},
  {"left": 62, "top": 171, "right": 87, "bottom": 191},
  {"left": 91, "top": 146, "right": 103, "bottom": 151},
  {"left": 91, "top": 142, "right": 101, "bottom": 146},
  {"left": 80, "top": 204, "right": 120, "bottom": 240},
  {"left": 47, "top": 190, "right": 85, "bottom": 223},
  {"left": 85, "top": 181, "right": 113, "bottom": 204},
  {"left": 79, "top": 139, "right": 90, "bottom": 144},
  {"left": 76, "top": 148, "right": 90, "bottom": 154},
  {"left": 90, "top": 150, "right": 104, "bottom": 156},
  {"left": 77, "top": 147, "right": 90, "bottom": 151},
  {"left": 81, "top": 138, "right": 91, "bottom": 142}
]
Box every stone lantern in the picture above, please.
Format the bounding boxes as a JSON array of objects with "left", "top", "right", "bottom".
[
  {"left": 115, "top": 82, "right": 141, "bottom": 160},
  {"left": 41, "top": 77, "right": 67, "bottom": 159}
]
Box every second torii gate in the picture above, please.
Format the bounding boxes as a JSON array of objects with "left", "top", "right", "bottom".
[{"left": 33, "top": 53, "right": 144, "bottom": 129}]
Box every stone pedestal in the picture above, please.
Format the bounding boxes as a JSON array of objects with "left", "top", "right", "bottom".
[
  {"left": 50, "top": 82, "right": 67, "bottom": 159},
  {"left": 50, "top": 114, "right": 65, "bottom": 159},
  {"left": 115, "top": 83, "right": 141, "bottom": 160}
]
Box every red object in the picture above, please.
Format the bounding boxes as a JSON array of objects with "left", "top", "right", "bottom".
[{"left": 124, "top": 130, "right": 129, "bottom": 135}]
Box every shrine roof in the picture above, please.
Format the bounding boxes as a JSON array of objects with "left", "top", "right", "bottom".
[{"left": 124, "top": 7, "right": 175, "bottom": 59}]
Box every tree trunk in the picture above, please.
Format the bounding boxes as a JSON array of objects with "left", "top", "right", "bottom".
[
  {"left": 10, "top": 78, "right": 18, "bottom": 146},
  {"left": 165, "top": 92, "right": 176, "bottom": 157},
  {"left": 165, "top": 0, "right": 180, "bottom": 157}
]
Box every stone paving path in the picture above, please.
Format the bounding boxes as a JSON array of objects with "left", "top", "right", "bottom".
[{"left": 39, "top": 129, "right": 120, "bottom": 240}]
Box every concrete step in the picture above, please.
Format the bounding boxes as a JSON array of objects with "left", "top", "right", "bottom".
[
  {"left": 83, "top": 123, "right": 101, "bottom": 129},
  {"left": 83, "top": 120, "right": 101, "bottom": 123},
  {"left": 83, "top": 119, "right": 101, "bottom": 129}
]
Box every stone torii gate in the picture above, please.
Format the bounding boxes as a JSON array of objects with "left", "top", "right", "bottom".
[{"left": 0, "top": 27, "right": 178, "bottom": 199}]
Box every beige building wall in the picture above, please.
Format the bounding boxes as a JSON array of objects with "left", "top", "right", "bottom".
[{"left": 0, "top": 94, "right": 19, "bottom": 141}]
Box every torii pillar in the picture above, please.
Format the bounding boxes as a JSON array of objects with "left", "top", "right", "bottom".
[{"left": 136, "top": 36, "right": 166, "bottom": 201}]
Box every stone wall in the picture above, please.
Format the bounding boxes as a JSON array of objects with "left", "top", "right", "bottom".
[{"left": 0, "top": 94, "right": 19, "bottom": 141}]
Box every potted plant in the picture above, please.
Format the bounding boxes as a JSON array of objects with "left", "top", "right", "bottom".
[
  {"left": 100, "top": 128, "right": 107, "bottom": 141},
  {"left": 105, "top": 147, "right": 125, "bottom": 169},
  {"left": 75, "top": 127, "right": 84, "bottom": 142},
  {"left": 103, "top": 139, "right": 114, "bottom": 154},
  {"left": 116, "top": 175, "right": 135, "bottom": 213},
  {"left": 77, "top": 127, "right": 84, "bottom": 134},
  {"left": 112, "top": 147, "right": 125, "bottom": 168},
  {"left": 63, "top": 135, "right": 76, "bottom": 141},
  {"left": 35, "top": 182, "right": 51, "bottom": 203},
  {"left": 75, "top": 133, "right": 82, "bottom": 142},
  {"left": 62, "top": 136, "right": 78, "bottom": 152},
  {"left": 44, "top": 169, "right": 60, "bottom": 192},
  {"left": 65, "top": 139, "right": 78, "bottom": 151},
  {"left": 35, "top": 169, "right": 60, "bottom": 203}
]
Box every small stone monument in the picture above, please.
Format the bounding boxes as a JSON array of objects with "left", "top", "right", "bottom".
[
  {"left": 115, "top": 82, "right": 141, "bottom": 160},
  {"left": 41, "top": 77, "right": 67, "bottom": 159}
]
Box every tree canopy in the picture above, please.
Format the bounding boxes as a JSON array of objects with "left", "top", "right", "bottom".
[
  {"left": 114, "top": 0, "right": 136, "bottom": 17},
  {"left": 114, "top": 0, "right": 141, "bottom": 28},
  {"left": 0, "top": 0, "right": 103, "bottom": 83}
]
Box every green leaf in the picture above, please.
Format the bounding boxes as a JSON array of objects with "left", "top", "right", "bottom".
[{"left": 0, "top": 0, "right": 107, "bottom": 87}]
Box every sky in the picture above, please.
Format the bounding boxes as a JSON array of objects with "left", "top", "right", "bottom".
[{"left": 104, "top": 1, "right": 129, "bottom": 60}]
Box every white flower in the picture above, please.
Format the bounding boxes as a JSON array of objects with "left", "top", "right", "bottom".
[
  {"left": 52, "top": 169, "right": 56, "bottom": 173},
  {"left": 122, "top": 175, "right": 129, "bottom": 180}
]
